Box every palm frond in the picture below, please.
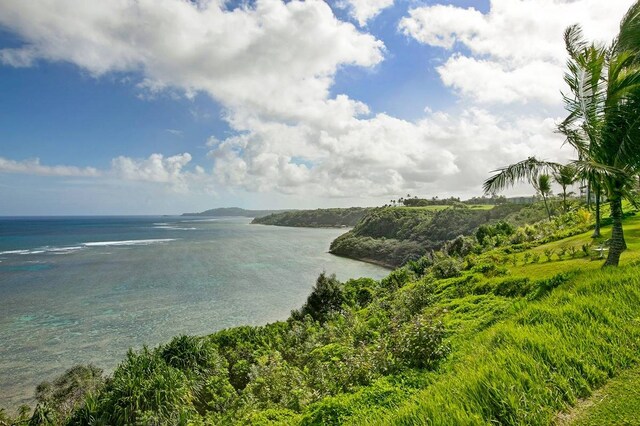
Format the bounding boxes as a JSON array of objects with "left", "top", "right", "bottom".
[
  {"left": 564, "top": 24, "right": 588, "bottom": 59},
  {"left": 615, "top": 0, "right": 640, "bottom": 58},
  {"left": 483, "top": 157, "right": 561, "bottom": 194},
  {"left": 569, "top": 159, "right": 627, "bottom": 182}
]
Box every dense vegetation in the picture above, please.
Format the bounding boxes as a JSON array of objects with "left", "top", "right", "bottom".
[
  {"left": 485, "top": 1, "right": 640, "bottom": 266},
  {"left": 328, "top": 203, "right": 543, "bottom": 268},
  {"left": 6, "top": 200, "right": 639, "bottom": 425},
  {"left": 401, "top": 195, "right": 507, "bottom": 207},
  {"left": 252, "top": 208, "right": 372, "bottom": 228}
]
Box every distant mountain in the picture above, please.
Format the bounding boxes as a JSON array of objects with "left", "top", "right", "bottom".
[{"left": 181, "top": 207, "right": 287, "bottom": 218}]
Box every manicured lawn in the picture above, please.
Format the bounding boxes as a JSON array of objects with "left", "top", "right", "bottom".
[{"left": 506, "top": 215, "right": 640, "bottom": 281}]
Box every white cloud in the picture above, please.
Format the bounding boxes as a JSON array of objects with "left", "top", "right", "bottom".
[
  {"left": 400, "top": 0, "right": 635, "bottom": 105},
  {"left": 111, "top": 153, "right": 199, "bottom": 192},
  {"left": 208, "top": 108, "right": 573, "bottom": 198},
  {"left": 0, "top": 157, "right": 100, "bottom": 177},
  {"left": 437, "top": 55, "right": 560, "bottom": 104},
  {"left": 0, "top": 0, "right": 384, "bottom": 125},
  {"left": 342, "top": 0, "right": 394, "bottom": 26},
  {"left": 1, "top": 0, "right": 633, "bottom": 203}
]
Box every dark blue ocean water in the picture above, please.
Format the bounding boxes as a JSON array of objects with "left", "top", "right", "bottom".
[{"left": 0, "top": 216, "right": 388, "bottom": 408}]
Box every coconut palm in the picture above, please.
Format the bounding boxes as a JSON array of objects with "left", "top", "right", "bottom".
[
  {"left": 553, "top": 164, "right": 577, "bottom": 213},
  {"left": 559, "top": 5, "right": 640, "bottom": 266},
  {"left": 535, "top": 174, "right": 553, "bottom": 220},
  {"left": 485, "top": 2, "right": 640, "bottom": 266}
]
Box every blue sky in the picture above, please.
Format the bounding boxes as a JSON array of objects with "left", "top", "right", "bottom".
[{"left": 0, "top": 0, "right": 632, "bottom": 214}]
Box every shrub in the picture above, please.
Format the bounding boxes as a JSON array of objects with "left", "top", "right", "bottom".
[
  {"left": 443, "top": 235, "right": 475, "bottom": 257},
  {"left": 160, "top": 335, "right": 225, "bottom": 375},
  {"left": 96, "top": 347, "right": 196, "bottom": 424},
  {"left": 395, "top": 279, "right": 436, "bottom": 320},
  {"left": 380, "top": 268, "right": 414, "bottom": 291},
  {"left": 292, "top": 273, "right": 345, "bottom": 322},
  {"left": 343, "top": 277, "right": 377, "bottom": 308},
  {"left": 432, "top": 258, "right": 462, "bottom": 279},
  {"left": 493, "top": 277, "right": 532, "bottom": 298},
  {"left": 557, "top": 246, "right": 568, "bottom": 259},
  {"left": 392, "top": 312, "right": 449, "bottom": 369},
  {"left": 244, "top": 352, "right": 311, "bottom": 411},
  {"left": 568, "top": 246, "right": 578, "bottom": 258},
  {"left": 32, "top": 364, "right": 104, "bottom": 422},
  {"left": 472, "top": 262, "right": 508, "bottom": 278},
  {"left": 406, "top": 253, "right": 434, "bottom": 276},
  {"left": 543, "top": 248, "right": 555, "bottom": 262}
]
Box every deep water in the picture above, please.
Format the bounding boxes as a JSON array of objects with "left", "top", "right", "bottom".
[{"left": 0, "top": 216, "right": 388, "bottom": 407}]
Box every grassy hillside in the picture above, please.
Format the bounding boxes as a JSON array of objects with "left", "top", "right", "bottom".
[
  {"left": 329, "top": 203, "right": 537, "bottom": 268},
  {"left": 11, "top": 207, "right": 640, "bottom": 425},
  {"left": 252, "top": 207, "right": 372, "bottom": 228}
]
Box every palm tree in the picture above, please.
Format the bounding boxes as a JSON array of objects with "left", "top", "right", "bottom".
[
  {"left": 553, "top": 165, "right": 577, "bottom": 212},
  {"left": 485, "top": 2, "right": 640, "bottom": 266},
  {"left": 535, "top": 174, "right": 553, "bottom": 220},
  {"left": 559, "top": 5, "right": 640, "bottom": 266}
]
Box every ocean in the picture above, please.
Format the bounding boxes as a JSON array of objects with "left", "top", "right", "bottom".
[{"left": 0, "top": 216, "right": 388, "bottom": 408}]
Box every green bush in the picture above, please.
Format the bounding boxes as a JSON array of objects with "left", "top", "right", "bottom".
[
  {"left": 472, "top": 262, "right": 508, "bottom": 278},
  {"left": 432, "top": 258, "right": 461, "bottom": 279},
  {"left": 95, "top": 347, "right": 196, "bottom": 424},
  {"left": 493, "top": 277, "right": 532, "bottom": 298},
  {"left": 392, "top": 312, "right": 449, "bottom": 369},
  {"left": 291, "top": 273, "right": 345, "bottom": 322},
  {"left": 343, "top": 277, "right": 377, "bottom": 307},
  {"left": 32, "top": 364, "right": 104, "bottom": 422}
]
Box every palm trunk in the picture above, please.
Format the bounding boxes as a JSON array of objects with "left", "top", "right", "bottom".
[
  {"left": 592, "top": 188, "right": 601, "bottom": 238},
  {"left": 604, "top": 191, "right": 626, "bottom": 267},
  {"left": 562, "top": 187, "right": 568, "bottom": 213},
  {"left": 542, "top": 195, "right": 551, "bottom": 221}
]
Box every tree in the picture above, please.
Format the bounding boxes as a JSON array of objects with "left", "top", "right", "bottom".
[
  {"left": 558, "top": 5, "right": 640, "bottom": 266},
  {"left": 291, "top": 273, "right": 344, "bottom": 322},
  {"left": 534, "top": 174, "right": 553, "bottom": 220},
  {"left": 485, "top": 2, "right": 640, "bottom": 266},
  {"left": 553, "top": 165, "right": 577, "bottom": 212}
]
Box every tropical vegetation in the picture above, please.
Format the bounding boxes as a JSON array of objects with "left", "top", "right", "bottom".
[
  {"left": 484, "top": 2, "right": 640, "bottom": 266},
  {"left": 252, "top": 207, "right": 372, "bottom": 228}
]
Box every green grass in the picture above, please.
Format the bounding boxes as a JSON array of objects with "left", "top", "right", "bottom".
[
  {"left": 562, "top": 363, "right": 640, "bottom": 425},
  {"left": 364, "top": 265, "right": 640, "bottom": 425},
  {"left": 504, "top": 215, "right": 640, "bottom": 281}
]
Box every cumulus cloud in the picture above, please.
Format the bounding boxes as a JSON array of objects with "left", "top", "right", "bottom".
[
  {"left": 342, "top": 0, "right": 394, "bottom": 26},
  {"left": 208, "top": 108, "right": 572, "bottom": 197},
  {"left": 0, "top": 157, "right": 100, "bottom": 177},
  {"left": 400, "top": 0, "right": 634, "bottom": 105},
  {"left": 111, "top": 153, "right": 206, "bottom": 192},
  {"left": 0, "top": 0, "right": 632, "bottom": 201},
  {"left": 0, "top": 0, "right": 383, "bottom": 125},
  {"left": 0, "top": 153, "right": 214, "bottom": 194}
]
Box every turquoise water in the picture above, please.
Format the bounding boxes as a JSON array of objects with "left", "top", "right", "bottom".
[{"left": 0, "top": 216, "right": 388, "bottom": 408}]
